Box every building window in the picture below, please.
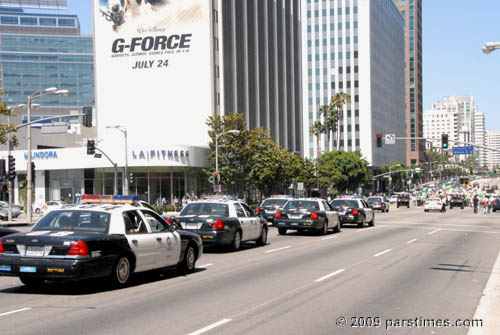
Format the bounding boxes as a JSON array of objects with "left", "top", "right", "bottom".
[
  {"left": 1, "top": 16, "right": 19, "bottom": 25},
  {"left": 20, "top": 17, "right": 37, "bottom": 25},
  {"left": 39, "top": 18, "right": 57, "bottom": 26},
  {"left": 58, "top": 18, "right": 75, "bottom": 27}
]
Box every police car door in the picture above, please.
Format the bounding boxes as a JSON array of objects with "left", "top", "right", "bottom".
[
  {"left": 140, "top": 209, "right": 181, "bottom": 268},
  {"left": 322, "top": 200, "right": 335, "bottom": 228},
  {"left": 241, "top": 202, "right": 260, "bottom": 240},
  {"left": 123, "top": 210, "right": 157, "bottom": 272},
  {"left": 233, "top": 203, "right": 251, "bottom": 241},
  {"left": 361, "top": 200, "right": 373, "bottom": 222}
]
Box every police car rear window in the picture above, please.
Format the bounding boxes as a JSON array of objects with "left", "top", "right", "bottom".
[
  {"left": 261, "top": 199, "right": 289, "bottom": 207},
  {"left": 33, "top": 210, "right": 111, "bottom": 233},
  {"left": 284, "top": 201, "right": 319, "bottom": 211},
  {"left": 180, "top": 203, "right": 229, "bottom": 217},
  {"left": 331, "top": 200, "right": 359, "bottom": 208}
]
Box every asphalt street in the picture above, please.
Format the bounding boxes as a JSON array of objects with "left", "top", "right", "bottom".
[{"left": 1, "top": 204, "right": 499, "bottom": 335}]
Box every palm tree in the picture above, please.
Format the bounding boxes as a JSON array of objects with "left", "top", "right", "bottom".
[
  {"left": 310, "top": 121, "right": 325, "bottom": 160},
  {"left": 330, "top": 92, "right": 351, "bottom": 151},
  {"left": 318, "top": 104, "right": 333, "bottom": 151}
]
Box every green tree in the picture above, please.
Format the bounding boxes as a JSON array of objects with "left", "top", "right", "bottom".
[
  {"left": 381, "top": 162, "right": 406, "bottom": 191},
  {"left": 318, "top": 151, "right": 368, "bottom": 194},
  {"left": 0, "top": 100, "right": 19, "bottom": 146},
  {"left": 205, "top": 113, "right": 247, "bottom": 195}
]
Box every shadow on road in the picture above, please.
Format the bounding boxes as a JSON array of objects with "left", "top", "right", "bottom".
[{"left": 0, "top": 267, "right": 207, "bottom": 296}]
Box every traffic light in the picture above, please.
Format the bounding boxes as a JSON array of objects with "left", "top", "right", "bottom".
[
  {"left": 213, "top": 172, "right": 220, "bottom": 184},
  {"left": 441, "top": 134, "right": 449, "bottom": 149},
  {"left": 8, "top": 155, "right": 15, "bottom": 181},
  {"left": 83, "top": 107, "right": 92, "bottom": 127},
  {"left": 87, "top": 139, "right": 95, "bottom": 155},
  {"left": 0, "top": 159, "right": 5, "bottom": 178},
  {"left": 31, "top": 162, "right": 36, "bottom": 184},
  {"left": 129, "top": 173, "right": 134, "bottom": 185},
  {"left": 376, "top": 133, "right": 383, "bottom": 147}
]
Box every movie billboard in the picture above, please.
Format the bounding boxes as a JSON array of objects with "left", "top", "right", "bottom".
[{"left": 93, "top": 0, "right": 213, "bottom": 150}]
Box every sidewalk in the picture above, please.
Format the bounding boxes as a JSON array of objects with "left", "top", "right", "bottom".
[{"left": 0, "top": 213, "right": 40, "bottom": 227}]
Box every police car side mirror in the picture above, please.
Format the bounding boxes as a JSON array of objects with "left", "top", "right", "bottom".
[{"left": 168, "top": 224, "right": 176, "bottom": 232}]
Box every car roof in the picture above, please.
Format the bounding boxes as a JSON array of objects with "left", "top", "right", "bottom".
[{"left": 50, "top": 203, "right": 154, "bottom": 214}]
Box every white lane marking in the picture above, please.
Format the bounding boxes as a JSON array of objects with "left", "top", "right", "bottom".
[
  {"left": 0, "top": 307, "right": 31, "bottom": 317},
  {"left": 356, "top": 227, "right": 379, "bottom": 233},
  {"left": 188, "top": 319, "right": 232, "bottom": 335},
  {"left": 198, "top": 263, "right": 214, "bottom": 268},
  {"left": 379, "top": 224, "right": 500, "bottom": 234},
  {"left": 321, "top": 235, "right": 338, "bottom": 241},
  {"left": 265, "top": 246, "right": 291, "bottom": 254},
  {"left": 315, "top": 269, "right": 346, "bottom": 282},
  {"left": 373, "top": 249, "right": 392, "bottom": 257},
  {"left": 428, "top": 229, "right": 442, "bottom": 235},
  {"left": 406, "top": 238, "right": 417, "bottom": 244}
]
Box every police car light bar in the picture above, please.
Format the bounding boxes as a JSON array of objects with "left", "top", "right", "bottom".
[{"left": 81, "top": 194, "right": 139, "bottom": 204}]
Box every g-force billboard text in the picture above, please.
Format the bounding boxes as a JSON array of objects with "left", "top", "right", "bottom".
[{"left": 94, "top": 0, "right": 213, "bottom": 150}]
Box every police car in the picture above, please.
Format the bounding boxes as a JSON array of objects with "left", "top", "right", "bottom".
[
  {"left": 0, "top": 195, "right": 203, "bottom": 288},
  {"left": 172, "top": 198, "right": 268, "bottom": 251},
  {"left": 256, "top": 196, "right": 292, "bottom": 225},
  {"left": 274, "top": 198, "right": 341, "bottom": 235}
]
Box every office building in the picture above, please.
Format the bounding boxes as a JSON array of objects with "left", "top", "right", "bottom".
[
  {"left": 423, "top": 107, "right": 458, "bottom": 151},
  {"left": 0, "top": 0, "right": 66, "bottom": 9},
  {"left": 1, "top": 0, "right": 304, "bottom": 207},
  {"left": 474, "top": 111, "right": 487, "bottom": 167},
  {"left": 392, "top": 0, "right": 423, "bottom": 165},
  {"left": 302, "top": 0, "right": 406, "bottom": 166},
  {"left": 486, "top": 130, "right": 500, "bottom": 170}
]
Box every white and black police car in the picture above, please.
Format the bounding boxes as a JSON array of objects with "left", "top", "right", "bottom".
[
  {"left": 0, "top": 195, "right": 202, "bottom": 288},
  {"left": 172, "top": 197, "right": 268, "bottom": 251}
]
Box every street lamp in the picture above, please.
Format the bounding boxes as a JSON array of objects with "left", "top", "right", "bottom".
[
  {"left": 106, "top": 125, "right": 128, "bottom": 195},
  {"left": 215, "top": 129, "right": 240, "bottom": 194},
  {"left": 26, "top": 87, "right": 69, "bottom": 223},
  {"left": 482, "top": 41, "right": 500, "bottom": 54}
]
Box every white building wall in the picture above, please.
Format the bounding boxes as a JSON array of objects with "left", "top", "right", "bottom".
[
  {"left": 423, "top": 108, "right": 458, "bottom": 150},
  {"left": 474, "top": 111, "right": 487, "bottom": 167},
  {"left": 487, "top": 130, "right": 500, "bottom": 170}
]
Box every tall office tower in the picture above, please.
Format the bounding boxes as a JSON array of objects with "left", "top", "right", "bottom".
[
  {"left": 218, "top": 0, "right": 303, "bottom": 154},
  {"left": 474, "top": 111, "right": 487, "bottom": 167},
  {"left": 302, "top": 0, "right": 406, "bottom": 166},
  {"left": 392, "top": 0, "right": 423, "bottom": 165},
  {"left": 487, "top": 130, "right": 500, "bottom": 170},
  {"left": 0, "top": 7, "right": 95, "bottom": 150}
]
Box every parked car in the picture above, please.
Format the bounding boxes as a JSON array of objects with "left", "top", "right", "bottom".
[
  {"left": 0, "top": 201, "right": 23, "bottom": 219},
  {"left": 34, "top": 200, "right": 66, "bottom": 214},
  {"left": 366, "top": 196, "right": 390, "bottom": 212},
  {"left": 256, "top": 197, "right": 291, "bottom": 225},
  {"left": 330, "top": 198, "right": 375, "bottom": 228},
  {"left": 274, "top": 198, "right": 340, "bottom": 235}
]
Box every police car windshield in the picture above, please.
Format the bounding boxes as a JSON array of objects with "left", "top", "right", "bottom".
[
  {"left": 33, "top": 210, "right": 111, "bottom": 233},
  {"left": 261, "top": 199, "right": 288, "bottom": 207},
  {"left": 331, "top": 199, "right": 359, "bottom": 208},
  {"left": 180, "top": 203, "right": 229, "bottom": 217},
  {"left": 284, "top": 200, "right": 319, "bottom": 211}
]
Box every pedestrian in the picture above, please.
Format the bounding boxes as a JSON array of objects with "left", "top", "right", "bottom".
[
  {"left": 174, "top": 197, "right": 180, "bottom": 211},
  {"left": 162, "top": 197, "right": 167, "bottom": 213},
  {"left": 483, "top": 197, "right": 489, "bottom": 214},
  {"left": 473, "top": 195, "right": 479, "bottom": 214},
  {"left": 181, "top": 196, "right": 188, "bottom": 208},
  {"left": 441, "top": 196, "right": 447, "bottom": 213}
]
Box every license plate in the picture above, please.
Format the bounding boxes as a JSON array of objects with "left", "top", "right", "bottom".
[
  {"left": 289, "top": 215, "right": 302, "bottom": 219},
  {"left": 186, "top": 223, "right": 201, "bottom": 230},
  {"left": 20, "top": 266, "right": 36, "bottom": 273},
  {"left": 291, "top": 223, "right": 299, "bottom": 226},
  {"left": 26, "top": 246, "right": 45, "bottom": 257}
]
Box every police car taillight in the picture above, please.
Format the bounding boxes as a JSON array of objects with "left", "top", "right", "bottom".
[
  {"left": 212, "top": 220, "right": 224, "bottom": 229},
  {"left": 275, "top": 211, "right": 282, "bottom": 219},
  {"left": 0, "top": 239, "right": 4, "bottom": 253},
  {"left": 352, "top": 209, "right": 359, "bottom": 215},
  {"left": 310, "top": 212, "right": 319, "bottom": 220},
  {"left": 255, "top": 208, "right": 260, "bottom": 213},
  {"left": 166, "top": 218, "right": 173, "bottom": 225},
  {"left": 67, "top": 240, "right": 89, "bottom": 256}
]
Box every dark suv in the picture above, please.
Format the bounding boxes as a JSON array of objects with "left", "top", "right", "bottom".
[
  {"left": 397, "top": 194, "right": 410, "bottom": 208},
  {"left": 449, "top": 194, "right": 466, "bottom": 209}
]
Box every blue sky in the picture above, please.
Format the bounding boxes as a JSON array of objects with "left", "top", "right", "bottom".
[{"left": 33, "top": 0, "right": 500, "bottom": 130}]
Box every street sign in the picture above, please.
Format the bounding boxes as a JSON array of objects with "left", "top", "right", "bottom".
[
  {"left": 385, "top": 134, "right": 396, "bottom": 145},
  {"left": 452, "top": 146, "right": 474, "bottom": 155},
  {"left": 297, "top": 182, "right": 304, "bottom": 191}
]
